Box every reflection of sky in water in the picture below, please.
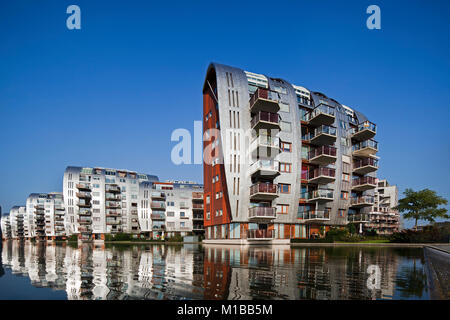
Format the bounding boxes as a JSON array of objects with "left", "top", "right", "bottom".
[{"left": 0, "top": 242, "right": 429, "bottom": 300}]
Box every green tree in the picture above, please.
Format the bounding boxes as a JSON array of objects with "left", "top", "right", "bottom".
[{"left": 395, "top": 188, "right": 449, "bottom": 230}]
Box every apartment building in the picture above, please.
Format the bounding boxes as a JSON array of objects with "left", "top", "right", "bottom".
[
  {"left": 26, "top": 193, "right": 66, "bottom": 241},
  {"left": 63, "top": 166, "right": 159, "bottom": 241},
  {"left": 1, "top": 213, "right": 12, "bottom": 240},
  {"left": 364, "top": 179, "right": 400, "bottom": 235},
  {"left": 202, "top": 63, "right": 379, "bottom": 243},
  {"left": 9, "top": 206, "right": 26, "bottom": 240},
  {"left": 138, "top": 180, "right": 204, "bottom": 239}
]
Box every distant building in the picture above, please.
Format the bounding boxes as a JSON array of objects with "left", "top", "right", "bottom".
[
  {"left": 9, "top": 206, "right": 26, "bottom": 240},
  {"left": 1, "top": 212, "right": 12, "bottom": 240}
]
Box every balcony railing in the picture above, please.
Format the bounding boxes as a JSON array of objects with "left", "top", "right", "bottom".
[
  {"left": 352, "top": 176, "right": 377, "bottom": 191},
  {"left": 192, "top": 203, "right": 204, "bottom": 210},
  {"left": 307, "top": 189, "right": 334, "bottom": 202},
  {"left": 151, "top": 213, "right": 166, "bottom": 220},
  {"left": 151, "top": 192, "right": 166, "bottom": 199},
  {"left": 105, "top": 202, "right": 121, "bottom": 209},
  {"left": 248, "top": 207, "right": 276, "bottom": 219},
  {"left": 249, "top": 159, "right": 280, "bottom": 177},
  {"left": 250, "top": 183, "right": 278, "bottom": 198},
  {"left": 249, "top": 88, "right": 281, "bottom": 113},
  {"left": 192, "top": 192, "right": 203, "bottom": 200},
  {"left": 151, "top": 202, "right": 166, "bottom": 209},
  {"left": 308, "top": 145, "right": 337, "bottom": 164},
  {"left": 299, "top": 210, "right": 331, "bottom": 221},
  {"left": 353, "top": 158, "right": 378, "bottom": 174},
  {"left": 352, "top": 139, "right": 378, "bottom": 156},
  {"left": 105, "top": 185, "right": 121, "bottom": 193},
  {"left": 308, "top": 167, "right": 336, "bottom": 184},
  {"left": 350, "top": 196, "right": 375, "bottom": 207},
  {"left": 105, "top": 194, "right": 121, "bottom": 201},
  {"left": 250, "top": 134, "right": 280, "bottom": 158},
  {"left": 76, "top": 192, "right": 91, "bottom": 199},
  {"left": 305, "top": 104, "right": 335, "bottom": 126},
  {"left": 76, "top": 183, "right": 91, "bottom": 191},
  {"left": 247, "top": 229, "right": 274, "bottom": 240},
  {"left": 351, "top": 121, "right": 376, "bottom": 141},
  {"left": 251, "top": 111, "right": 280, "bottom": 129},
  {"left": 308, "top": 125, "right": 337, "bottom": 146}
]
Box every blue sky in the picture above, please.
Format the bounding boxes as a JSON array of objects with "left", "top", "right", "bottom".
[{"left": 0, "top": 0, "right": 449, "bottom": 228}]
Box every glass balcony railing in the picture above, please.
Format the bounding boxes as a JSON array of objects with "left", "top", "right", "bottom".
[
  {"left": 250, "top": 183, "right": 278, "bottom": 196},
  {"left": 353, "top": 158, "right": 378, "bottom": 169},
  {"left": 347, "top": 214, "right": 370, "bottom": 222},
  {"left": 308, "top": 167, "right": 336, "bottom": 180},
  {"left": 151, "top": 213, "right": 166, "bottom": 220},
  {"left": 354, "top": 121, "right": 377, "bottom": 134},
  {"left": 352, "top": 176, "right": 377, "bottom": 187},
  {"left": 305, "top": 104, "right": 335, "bottom": 121},
  {"left": 350, "top": 196, "right": 375, "bottom": 206},
  {"left": 249, "top": 88, "right": 281, "bottom": 108},
  {"left": 151, "top": 201, "right": 166, "bottom": 209},
  {"left": 251, "top": 134, "right": 279, "bottom": 148},
  {"left": 248, "top": 207, "right": 276, "bottom": 219},
  {"left": 250, "top": 159, "right": 279, "bottom": 174},
  {"left": 299, "top": 210, "right": 330, "bottom": 220},
  {"left": 352, "top": 139, "right": 378, "bottom": 152},
  {"left": 308, "top": 146, "right": 337, "bottom": 160},
  {"left": 251, "top": 111, "right": 280, "bottom": 128},
  {"left": 151, "top": 192, "right": 166, "bottom": 199},
  {"left": 308, "top": 189, "right": 334, "bottom": 200}
]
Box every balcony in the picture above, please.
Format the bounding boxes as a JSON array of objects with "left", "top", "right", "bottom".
[
  {"left": 76, "top": 183, "right": 91, "bottom": 191},
  {"left": 351, "top": 121, "right": 376, "bottom": 141},
  {"left": 105, "top": 194, "right": 121, "bottom": 201},
  {"left": 151, "top": 213, "right": 166, "bottom": 220},
  {"left": 250, "top": 135, "right": 280, "bottom": 159},
  {"left": 151, "top": 202, "right": 166, "bottom": 210},
  {"left": 309, "top": 125, "right": 337, "bottom": 146},
  {"left": 250, "top": 183, "right": 279, "bottom": 201},
  {"left": 251, "top": 111, "right": 280, "bottom": 131},
  {"left": 34, "top": 204, "right": 45, "bottom": 210},
  {"left": 249, "top": 88, "right": 281, "bottom": 113},
  {"left": 54, "top": 205, "right": 65, "bottom": 211},
  {"left": 193, "top": 226, "right": 204, "bottom": 231},
  {"left": 308, "top": 146, "right": 337, "bottom": 165},
  {"left": 307, "top": 189, "right": 334, "bottom": 203},
  {"left": 247, "top": 229, "right": 274, "bottom": 240},
  {"left": 105, "top": 185, "right": 121, "bottom": 193},
  {"left": 105, "top": 202, "right": 121, "bottom": 209},
  {"left": 106, "top": 219, "right": 121, "bottom": 225},
  {"left": 353, "top": 158, "right": 378, "bottom": 175},
  {"left": 308, "top": 167, "right": 336, "bottom": 185},
  {"left": 152, "top": 224, "right": 165, "bottom": 230},
  {"left": 352, "top": 176, "right": 377, "bottom": 191},
  {"left": 78, "top": 225, "right": 92, "bottom": 233},
  {"left": 347, "top": 214, "right": 370, "bottom": 223},
  {"left": 350, "top": 196, "right": 375, "bottom": 208},
  {"left": 300, "top": 210, "right": 331, "bottom": 223},
  {"left": 106, "top": 211, "right": 121, "bottom": 217},
  {"left": 192, "top": 192, "right": 203, "bottom": 201},
  {"left": 305, "top": 104, "right": 335, "bottom": 127},
  {"left": 192, "top": 203, "right": 204, "bottom": 210},
  {"left": 352, "top": 139, "right": 378, "bottom": 157},
  {"left": 76, "top": 192, "right": 91, "bottom": 199},
  {"left": 151, "top": 192, "right": 166, "bottom": 200},
  {"left": 249, "top": 160, "right": 280, "bottom": 179},
  {"left": 77, "top": 201, "right": 91, "bottom": 208},
  {"left": 78, "top": 209, "right": 91, "bottom": 216},
  {"left": 193, "top": 214, "right": 203, "bottom": 221},
  {"left": 77, "top": 218, "right": 92, "bottom": 225},
  {"left": 248, "top": 207, "right": 276, "bottom": 220}
]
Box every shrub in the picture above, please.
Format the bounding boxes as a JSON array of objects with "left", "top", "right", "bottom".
[
  {"left": 68, "top": 234, "right": 78, "bottom": 242},
  {"left": 390, "top": 224, "right": 450, "bottom": 243},
  {"left": 167, "top": 234, "right": 184, "bottom": 242}
]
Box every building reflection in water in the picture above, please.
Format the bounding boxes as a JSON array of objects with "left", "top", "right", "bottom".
[{"left": 0, "top": 242, "right": 428, "bottom": 300}]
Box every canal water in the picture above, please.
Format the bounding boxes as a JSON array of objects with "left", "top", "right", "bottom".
[{"left": 0, "top": 241, "right": 430, "bottom": 300}]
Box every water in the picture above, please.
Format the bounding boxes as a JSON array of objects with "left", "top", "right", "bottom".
[{"left": 0, "top": 241, "right": 430, "bottom": 300}]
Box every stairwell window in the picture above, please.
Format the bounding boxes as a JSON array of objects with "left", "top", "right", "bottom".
[
  {"left": 279, "top": 184, "right": 291, "bottom": 194},
  {"left": 277, "top": 204, "right": 289, "bottom": 214},
  {"left": 281, "top": 141, "right": 292, "bottom": 152}
]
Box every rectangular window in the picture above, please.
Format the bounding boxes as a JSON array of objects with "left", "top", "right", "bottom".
[
  {"left": 276, "top": 204, "right": 289, "bottom": 214},
  {"left": 279, "top": 162, "right": 292, "bottom": 173},
  {"left": 341, "top": 191, "right": 349, "bottom": 200},
  {"left": 279, "top": 184, "right": 291, "bottom": 194},
  {"left": 339, "top": 209, "right": 346, "bottom": 217},
  {"left": 280, "top": 142, "right": 292, "bottom": 152},
  {"left": 342, "top": 173, "right": 350, "bottom": 182}
]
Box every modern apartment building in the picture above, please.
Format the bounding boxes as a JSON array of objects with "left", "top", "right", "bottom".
[
  {"left": 202, "top": 63, "right": 379, "bottom": 243},
  {"left": 1, "top": 213, "right": 12, "bottom": 240},
  {"left": 9, "top": 206, "right": 26, "bottom": 240},
  {"left": 63, "top": 166, "right": 159, "bottom": 241},
  {"left": 26, "top": 193, "right": 66, "bottom": 241},
  {"left": 364, "top": 179, "right": 400, "bottom": 235},
  {"left": 138, "top": 180, "right": 204, "bottom": 239}
]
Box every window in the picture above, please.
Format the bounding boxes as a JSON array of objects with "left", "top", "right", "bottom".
[
  {"left": 280, "top": 121, "right": 291, "bottom": 132},
  {"left": 342, "top": 162, "right": 350, "bottom": 173},
  {"left": 279, "top": 184, "right": 291, "bottom": 194},
  {"left": 338, "top": 209, "right": 346, "bottom": 217},
  {"left": 301, "top": 146, "right": 309, "bottom": 159},
  {"left": 167, "top": 211, "right": 174, "bottom": 217},
  {"left": 180, "top": 212, "right": 185, "bottom": 217},
  {"left": 206, "top": 196, "right": 210, "bottom": 204},
  {"left": 279, "top": 162, "right": 292, "bottom": 173},
  {"left": 342, "top": 173, "right": 350, "bottom": 182},
  {"left": 341, "top": 191, "right": 349, "bottom": 200},
  {"left": 340, "top": 121, "right": 347, "bottom": 129},
  {"left": 340, "top": 137, "right": 348, "bottom": 146},
  {"left": 277, "top": 204, "right": 289, "bottom": 214},
  {"left": 280, "top": 142, "right": 292, "bottom": 152}
]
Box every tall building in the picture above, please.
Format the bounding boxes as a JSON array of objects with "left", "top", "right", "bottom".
[
  {"left": 10, "top": 206, "right": 26, "bottom": 240},
  {"left": 26, "top": 193, "right": 66, "bottom": 241},
  {"left": 202, "top": 63, "right": 379, "bottom": 243},
  {"left": 63, "top": 166, "right": 159, "bottom": 241},
  {"left": 138, "top": 180, "right": 204, "bottom": 239},
  {"left": 364, "top": 179, "right": 400, "bottom": 235},
  {"left": 1, "top": 212, "right": 12, "bottom": 240}
]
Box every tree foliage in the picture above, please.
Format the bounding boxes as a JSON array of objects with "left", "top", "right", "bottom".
[{"left": 395, "top": 188, "right": 449, "bottom": 228}]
